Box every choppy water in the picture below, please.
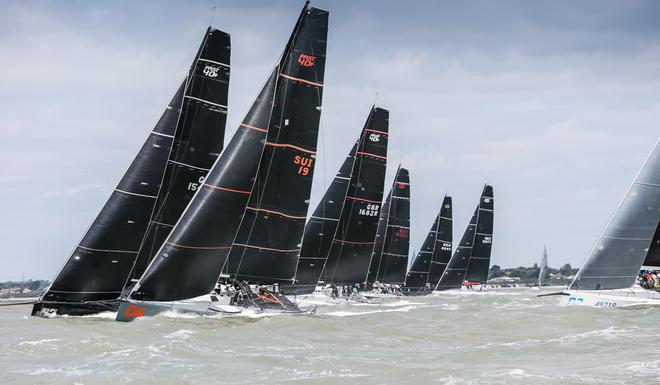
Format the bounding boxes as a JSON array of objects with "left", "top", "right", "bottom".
[{"left": 1, "top": 288, "right": 659, "bottom": 385}]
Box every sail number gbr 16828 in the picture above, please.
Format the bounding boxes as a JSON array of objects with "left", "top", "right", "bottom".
[{"left": 359, "top": 204, "right": 379, "bottom": 217}]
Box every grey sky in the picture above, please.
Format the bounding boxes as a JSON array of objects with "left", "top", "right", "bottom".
[{"left": 1, "top": 0, "right": 659, "bottom": 281}]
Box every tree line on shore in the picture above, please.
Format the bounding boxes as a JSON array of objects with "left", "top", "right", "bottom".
[{"left": 488, "top": 263, "right": 579, "bottom": 284}]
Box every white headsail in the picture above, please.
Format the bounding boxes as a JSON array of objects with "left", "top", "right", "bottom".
[{"left": 570, "top": 139, "right": 660, "bottom": 291}]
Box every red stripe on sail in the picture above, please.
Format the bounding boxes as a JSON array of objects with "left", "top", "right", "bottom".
[
  {"left": 165, "top": 242, "right": 231, "bottom": 250},
  {"left": 279, "top": 73, "right": 323, "bottom": 87},
  {"left": 203, "top": 183, "right": 251, "bottom": 195},
  {"left": 246, "top": 207, "right": 307, "bottom": 220},
  {"left": 232, "top": 243, "right": 300, "bottom": 253},
  {"left": 364, "top": 128, "right": 388, "bottom": 136},
  {"left": 241, "top": 123, "right": 268, "bottom": 133},
  {"left": 346, "top": 195, "right": 381, "bottom": 204},
  {"left": 356, "top": 151, "right": 387, "bottom": 160},
  {"left": 334, "top": 239, "right": 376, "bottom": 245},
  {"left": 265, "top": 142, "right": 316, "bottom": 155}
]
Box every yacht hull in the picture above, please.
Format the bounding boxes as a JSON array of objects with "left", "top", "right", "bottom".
[
  {"left": 31, "top": 301, "right": 119, "bottom": 317},
  {"left": 559, "top": 288, "right": 660, "bottom": 308}
]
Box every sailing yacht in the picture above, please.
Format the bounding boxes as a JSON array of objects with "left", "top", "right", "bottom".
[
  {"left": 559, "top": 139, "right": 660, "bottom": 308},
  {"left": 282, "top": 106, "right": 389, "bottom": 304},
  {"left": 401, "top": 195, "right": 452, "bottom": 296},
  {"left": 538, "top": 246, "right": 548, "bottom": 287},
  {"left": 116, "top": 3, "right": 329, "bottom": 321},
  {"left": 33, "top": 27, "right": 231, "bottom": 317},
  {"left": 434, "top": 184, "right": 494, "bottom": 292},
  {"left": 363, "top": 166, "right": 411, "bottom": 299}
]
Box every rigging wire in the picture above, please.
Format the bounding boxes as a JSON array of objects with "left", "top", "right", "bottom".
[{"left": 210, "top": 6, "right": 216, "bottom": 26}]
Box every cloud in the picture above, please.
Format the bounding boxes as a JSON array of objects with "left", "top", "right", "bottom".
[{"left": 2, "top": 0, "right": 660, "bottom": 280}]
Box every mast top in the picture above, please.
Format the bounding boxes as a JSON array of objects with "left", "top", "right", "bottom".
[{"left": 209, "top": 6, "right": 216, "bottom": 27}]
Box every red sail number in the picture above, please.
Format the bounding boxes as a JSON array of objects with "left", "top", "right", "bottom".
[
  {"left": 294, "top": 155, "right": 314, "bottom": 176},
  {"left": 297, "top": 54, "right": 316, "bottom": 67},
  {"left": 393, "top": 228, "right": 409, "bottom": 238}
]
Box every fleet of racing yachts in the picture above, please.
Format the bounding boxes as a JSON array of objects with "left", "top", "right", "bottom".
[{"left": 29, "top": 2, "right": 660, "bottom": 320}]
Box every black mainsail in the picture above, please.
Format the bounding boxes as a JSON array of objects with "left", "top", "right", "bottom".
[
  {"left": 366, "top": 166, "right": 410, "bottom": 285},
  {"left": 427, "top": 196, "right": 453, "bottom": 288},
  {"left": 34, "top": 27, "right": 230, "bottom": 316},
  {"left": 402, "top": 195, "right": 452, "bottom": 293},
  {"left": 643, "top": 223, "right": 660, "bottom": 268},
  {"left": 125, "top": 4, "right": 328, "bottom": 303},
  {"left": 130, "top": 28, "right": 232, "bottom": 282},
  {"left": 322, "top": 107, "right": 389, "bottom": 286},
  {"left": 223, "top": 6, "right": 328, "bottom": 285},
  {"left": 281, "top": 142, "right": 358, "bottom": 295},
  {"left": 435, "top": 185, "right": 493, "bottom": 291},
  {"left": 464, "top": 185, "right": 494, "bottom": 284},
  {"left": 571, "top": 139, "right": 660, "bottom": 290},
  {"left": 402, "top": 214, "right": 439, "bottom": 293}
]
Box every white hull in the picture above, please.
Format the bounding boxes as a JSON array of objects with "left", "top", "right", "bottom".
[
  {"left": 559, "top": 287, "right": 660, "bottom": 308},
  {"left": 293, "top": 288, "right": 383, "bottom": 305},
  {"left": 361, "top": 292, "right": 402, "bottom": 299}
]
